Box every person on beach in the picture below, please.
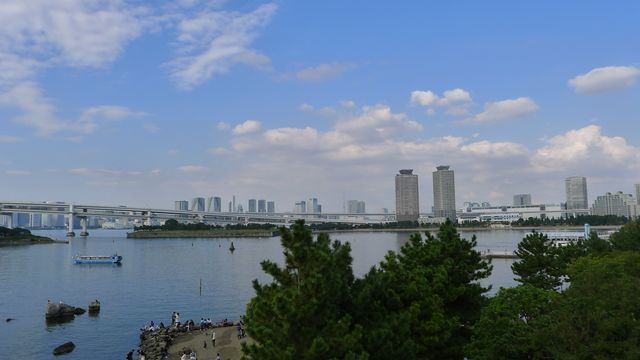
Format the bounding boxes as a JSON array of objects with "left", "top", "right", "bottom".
[
  {"left": 212, "top": 331, "right": 216, "bottom": 347},
  {"left": 171, "top": 312, "right": 175, "bottom": 325},
  {"left": 216, "top": 353, "right": 221, "bottom": 360},
  {"left": 126, "top": 349, "right": 133, "bottom": 360},
  {"left": 175, "top": 312, "right": 180, "bottom": 326},
  {"left": 203, "top": 340, "right": 207, "bottom": 349}
]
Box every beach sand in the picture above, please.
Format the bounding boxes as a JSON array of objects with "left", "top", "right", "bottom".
[{"left": 167, "top": 325, "right": 252, "bottom": 360}]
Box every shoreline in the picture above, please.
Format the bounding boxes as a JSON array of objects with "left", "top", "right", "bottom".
[
  {"left": 0, "top": 236, "right": 67, "bottom": 246},
  {"left": 127, "top": 230, "right": 277, "bottom": 239},
  {"left": 315, "top": 225, "right": 622, "bottom": 234}
]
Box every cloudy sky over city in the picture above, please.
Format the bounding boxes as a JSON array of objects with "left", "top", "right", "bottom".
[{"left": 1, "top": 0, "right": 639, "bottom": 212}]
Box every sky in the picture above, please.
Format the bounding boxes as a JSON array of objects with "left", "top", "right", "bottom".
[{"left": 0, "top": 0, "right": 639, "bottom": 212}]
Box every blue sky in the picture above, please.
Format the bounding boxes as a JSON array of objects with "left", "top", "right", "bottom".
[{"left": 1, "top": 0, "right": 639, "bottom": 212}]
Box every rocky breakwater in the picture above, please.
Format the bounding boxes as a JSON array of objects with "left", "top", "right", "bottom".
[
  {"left": 139, "top": 327, "right": 181, "bottom": 359},
  {"left": 45, "top": 302, "right": 86, "bottom": 320}
]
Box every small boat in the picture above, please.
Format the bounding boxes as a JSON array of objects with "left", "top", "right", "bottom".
[
  {"left": 229, "top": 242, "right": 235, "bottom": 252},
  {"left": 73, "top": 254, "right": 122, "bottom": 264}
]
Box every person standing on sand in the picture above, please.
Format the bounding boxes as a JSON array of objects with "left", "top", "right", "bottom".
[
  {"left": 211, "top": 331, "right": 216, "bottom": 347},
  {"left": 216, "top": 353, "right": 221, "bottom": 360}
]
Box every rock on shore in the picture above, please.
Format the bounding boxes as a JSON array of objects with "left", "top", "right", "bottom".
[
  {"left": 46, "top": 303, "right": 85, "bottom": 319},
  {"left": 53, "top": 341, "right": 75, "bottom": 355}
]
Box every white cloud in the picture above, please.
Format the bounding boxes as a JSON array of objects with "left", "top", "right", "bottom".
[
  {"left": 410, "top": 90, "right": 439, "bottom": 106},
  {"left": 216, "top": 121, "right": 230, "bottom": 130},
  {"left": 569, "top": 66, "right": 640, "bottom": 94},
  {"left": 336, "top": 104, "right": 422, "bottom": 138},
  {"left": 81, "top": 106, "right": 148, "bottom": 122},
  {"left": 461, "top": 140, "right": 528, "bottom": 157},
  {"left": 531, "top": 125, "right": 638, "bottom": 172},
  {"left": 410, "top": 88, "right": 472, "bottom": 116},
  {"left": 5, "top": 170, "right": 31, "bottom": 176},
  {"left": 233, "top": 120, "right": 261, "bottom": 135},
  {"left": 440, "top": 88, "right": 472, "bottom": 106},
  {"left": 178, "top": 165, "right": 208, "bottom": 173},
  {"left": 473, "top": 97, "right": 539, "bottom": 123},
  {"left": 340, "top": 100, "right": 356, "bottom": 108},
  {"left": 0, "top": 135, "right": 23, "bottom": 143},
  {"left": 297, "top": 103, "right": 336, "bottom": 117},
  {"left": 168, "top": 3, "right": 277, "bottom": 89},
  {"left": 294, "top": 63, "right": 354, "bottom": 82}
]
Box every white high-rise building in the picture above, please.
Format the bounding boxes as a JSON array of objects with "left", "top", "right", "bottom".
[
  {"left": 294, "top": 201, "right": 307, "bottom": 213},
  {"left": 395, "top": 169, "right": 419, "bottom": 222},
  {"left": 635, "top": 183, "right": 640, "bottom": 205},
  {"left": 267, "top": 201, "right": 275, "bottom": 213},
  {"left": 258, "top": 199, "right": 267, "bottom": 213},
  {"left": 191, "top": 197, "right": 205, "bottom": 212},
  {"left": 565, "top": 176, "right": 588, "bottom": 210},
  {"left": 175, "top": 200, "right": 189, "bottom": 211},
  {"left": 513, "top": 194, "right": 532, "bottom": 206},
  {"left": 591, "top": 191, "right": 638, "bottom": 218},
  {"left": 248, "top": 199, "right": 257, "bottom": 213},
  {"left": 347, "top": 200, "right": 366, "bottom": 214},
  {"left": 433, "top": 165, "right": 456, "bottom": 222}
]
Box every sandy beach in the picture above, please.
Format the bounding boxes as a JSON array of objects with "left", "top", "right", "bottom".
[{"left": 167, "top": 325, "right": 252, "bottom": 360}]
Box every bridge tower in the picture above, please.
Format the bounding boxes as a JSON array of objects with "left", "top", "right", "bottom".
[
  {"left": 79, "top": 217, "right": 89, "bottom": 237},
  {"left": 66, "top": 204, "right": 76, "bottom": 237}
]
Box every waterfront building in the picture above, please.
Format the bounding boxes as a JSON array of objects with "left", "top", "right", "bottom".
[
  {"left": 458, "top": 204, "right": 566, "bottom": 223},
  {"left": 591, "top": 191, "right": 639, "bottom": 218},
  {"left": 258, "top": 199, "right": 267, "bottom": 213},
  {"left": 565, "top": 176, "right": 589, "bottom": 210},
  {"left": 232, "top": 195, "right": 236, "bottom": 212},
  {"left": 395, "top": 169, "right": 419, "bottom": 222},
  {"left": 513, "top": 194, "right": 532, "bottom": 206},
  {"left": 347, "top": 200, "right": 366, "bottom": 214},
  {"left": 267, "top": 201, "right": 275, "bottom": 213},
  {"left": 237, "top": 204, "right": 244, "bottom": 213},
  {"left": 636, "top": 183, "right": 640, "bottom": 205},
  {"left": 174, "top": 200, "right": 189, "bottom": 211},
  {"left": 307, "top": 198, "right": 319, "bottom": 213},
  {"left": 248, "top": 199, "right": 257, "bottom": 213},
  {"left": 228, "top": 201, "right": 232, "bottom": 212},
  {"left": 433, "top": 165, "right": 456, "bottom": 222},
  {"left": 191, "top": 197, "right": 205, "bottom": 212}
]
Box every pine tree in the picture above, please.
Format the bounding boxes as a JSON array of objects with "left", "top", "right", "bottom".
[{"left": 511, "top": 232, "right": 562, "bottom": 290}]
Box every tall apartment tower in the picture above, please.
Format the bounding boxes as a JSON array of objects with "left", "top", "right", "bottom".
[
  {"left": 267, "top": 201, "right": 275, "bottom": 213},
  {"left": 191, "top": 197, "right": 205, "bottom": 212},
  {"left": 213, "top": 197, "right": 222, "bottom": 212},
  {"left": 174, "top": 200, "right": 189, "bottom": 211},
  {"left": 433, "top": 165, "right": 456, "bottom": 222},
  {"left": 395, "top": 169, "right": 419, "bottom": 222},
  {"left": 513, "top": 194, "right": 532, "bottom": 206},
  {"left": 258, "top": 199, "right": 267, "bottom": 213},
  {"left": 635, "top": 183, "right": 640, "bottom": 205},
  {"left": 248, "top": 199, "right": 257, "bottom": 213},
  {"left": 565, "top": 176, "right": 589, "bottom": 210}
]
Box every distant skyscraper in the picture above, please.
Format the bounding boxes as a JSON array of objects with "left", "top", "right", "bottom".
[
  {"left": 636, "top": 183, "right": 640, "bottom": 205},
  {"left": 206, "top": 197, "right": 214, "bottom": 212},
  {"left": 347, "top": 200, "right": 366, "bottom": 214},
  {"left": 258, "top": 199, "right": 267, "bottom": 213},
  {"left": 433, "top": 165, "right": 456, "bottom": 221},
  {"left": 213, "top": 197, "right": 222, "bottom": 212},
  {"left": 294, "top": 201, "right": 307, "bottom": 213},
  {"left": 307, "top": 198, "right": 319, "bottom": 213},
  {"left": 591, "top": 191, "right": 637, "bottom": 218},
  {"left": 248, "top": 199, "right": 257, "bottom": 213},
  {"left": 191, "top": 197, "right": 205, "bottom": 212},
  {"left": 267, "top": 201, "right": 275, "bottom": 213},
  {"left": 228, "top": 201, "right": 232, "bottom": 212},
  {"left": 565, "top": 176, "right": 588, "bottom": 210},
  {"left": 237, "top": 204, "right": 244, "bottom": 212},
  {"left": 232, "top": 195, "right": 236, "bottom": 212},
  {"left": 175, "top": 200, "right": 189, "bottom": 211},
  {"left": 395, "top": 169, "right": 419, "bottom": 222},
  {"left": 513, "top": 194, "right": 532, "bottom": 206}
]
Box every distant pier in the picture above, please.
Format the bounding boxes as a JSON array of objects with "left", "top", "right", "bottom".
[{"left": 480, "top": 250, "right": 519, "bottom": 260}]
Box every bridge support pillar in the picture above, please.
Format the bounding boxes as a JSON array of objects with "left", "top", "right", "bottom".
[
  {"left": 4, "top": 213, "right": 13, "bottom": 229},
  {"left": 66, "top": 204, "right": 75, "bottom": 237},
  {"left": 80, "top": 217, "right": 89, "bottom": 237}
]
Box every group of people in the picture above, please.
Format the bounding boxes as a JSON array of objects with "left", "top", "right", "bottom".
[
  {"left": 126, "top": 349, "right": 146, "bottom": 360},
  {"left": 141, "top": 320, "right": 164, "bottom": 333}
]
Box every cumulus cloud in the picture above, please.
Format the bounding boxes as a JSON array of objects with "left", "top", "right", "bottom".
[
  {"left": 178, "top": 165, "right": 208, "bottom": 173},
  {"left": 293, "top": 63, "right": 354, "bottom": 82},
  {"left": 411, "top": 88, "right": 472, "bottom": 106},
  {"left": 168, "top": 3, "right": 277, "bottom": 89},
  {"left": 461, "top": 140, "right": 528, "bottom": 157},
  {"left": 473, "top": 97, "right": 539, "bottom": 123},
  {"left": 233, "top": 120, "right": 261, "bottom": 135},
  {"left": 297, "top": 103, "right": 336, "bottom": 116},
  {"left": 216, "top": 121, "right": 230, "bottom": 130},
  {"left": 336, "top": 104, "right": 422, "bottom": 139},
  {"left": 569, "top": 66, "right": 640, "bottom": 94},
  {"left": 531, "top": 125, "right": 639, "bottom": 172}
]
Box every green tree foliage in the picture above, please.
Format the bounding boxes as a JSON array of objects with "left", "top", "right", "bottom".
[
  {"left": 512, "top": 232, "right": 562, "bottom": 290},
  {"left": 353, "top": 220, "right": 492, "bottom": 359},
  {"left": 537, "top": 252, "right": 640, "bottom": 359},
  {"left": 465, "top": 285, "right": 557, "bottom": 360},
  {"left": 512, "top": 214, "right": 628, "bottom": 227},
  {"left": 242, "top": 220, "right": 367, "bottom": 360},
  {"left": 610, "top": 219, "right": 640, "bottom": 251}
]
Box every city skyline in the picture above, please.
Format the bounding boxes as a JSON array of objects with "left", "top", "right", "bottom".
[{"left": 0, "top": 2, "right": 639, "bottom": 211}]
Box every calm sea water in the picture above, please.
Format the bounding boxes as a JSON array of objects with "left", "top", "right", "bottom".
[{"left": 0, "top": 229, "right": 526, "bottom": 359}]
